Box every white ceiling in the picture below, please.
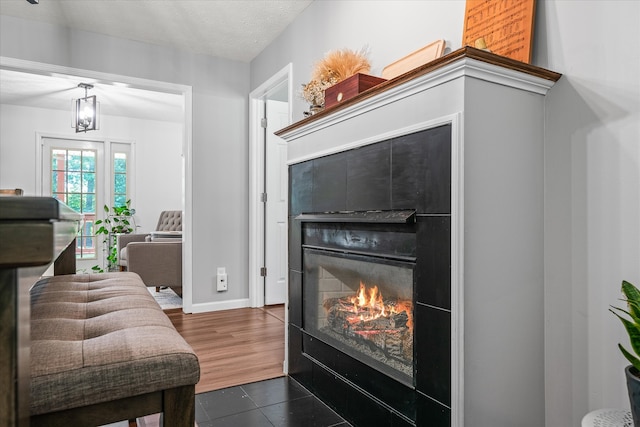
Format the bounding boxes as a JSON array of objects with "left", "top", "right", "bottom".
[
  {"left": 1, "top": 68, "right": 187, "bottom": 122},
  {"left": 0, "top": 0, "right": 312, "bottom": 121},
  {"left": 0, "top": 0, "right": 313, "bottom": 62}
]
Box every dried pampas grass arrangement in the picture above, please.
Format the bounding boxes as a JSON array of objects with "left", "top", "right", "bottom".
[
  {"left": 301, "top": 47, "right": 371, "bottom": 109},
  {"left": 311, "top": 47, "right": 371, "bottom": 84}
]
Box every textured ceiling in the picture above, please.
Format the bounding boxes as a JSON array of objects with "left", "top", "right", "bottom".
[
  {"left": 0, "top": 0, "right": 312, "bottom": 121},
  {"left": 0, "top": 0, "right": 313, "bottom": 62}
]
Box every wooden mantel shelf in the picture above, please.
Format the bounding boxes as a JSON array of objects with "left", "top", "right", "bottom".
[{"left": 276, "top": 46, "right": 561, "bottom": 138}]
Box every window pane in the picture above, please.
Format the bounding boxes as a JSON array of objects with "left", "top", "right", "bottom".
[
  {"left": 114, "top": 174, "right": 127, "bottom": 193},
  {"left": 113, "top": 151, "right": 128, "bottom": 207},
  {"left": 52, "top": 150, "right": 66, "bottom": 170},
  {"left": 52, "top": 171, "right": 65, "bottom": 194},
  {"left": 68, "top": 193, "right": 81, "bottom": 209},
  {"left": 114, "top": 194, "right": 127, "bottom": 207},
  {"left": 114, "top": 153, "right": 127, "bottom": 173},
  {"left": 67, "top": 172, "right": 82, "bottom": 193},
  {"left": 77, "top": 236, "right": 95, "bottom": 259},
  {"left": 84, "top": 217, "right": 95, "bottom": 235},
  {"left": 67, "top": 193, "right": 81, "bottom": 211},
  {"left": 82, "top": 194, "right": 96, "bottom": 214},
  {"left": 83, "top": 172, "right": 96, "bottom": 193},
  {"left": 82, "top": 151, "right": 96, "bottom": 172},
  {"left": 68, "top": 150, "right": 82, "bottom": 171}
]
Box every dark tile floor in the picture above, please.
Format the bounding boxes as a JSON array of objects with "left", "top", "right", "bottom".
[{"left": 195, "top": 376, "right": 350, "bottom": 427}]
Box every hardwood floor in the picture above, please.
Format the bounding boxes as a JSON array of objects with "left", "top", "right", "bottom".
[{"left": 166, "top": 305, "right": 285, "bottom": 394}]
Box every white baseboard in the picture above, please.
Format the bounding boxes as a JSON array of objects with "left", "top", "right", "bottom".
[{"left": 190, "top": 298, "right": 251, "bottom": 313}]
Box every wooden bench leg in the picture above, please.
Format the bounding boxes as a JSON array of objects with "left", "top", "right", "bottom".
[{"left": 163, "top": 385, "right": 195, "bottom": 427}]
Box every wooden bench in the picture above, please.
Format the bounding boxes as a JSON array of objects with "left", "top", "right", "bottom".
[{"left": 29, "top": 272, "right": 200, "bottom": 427}]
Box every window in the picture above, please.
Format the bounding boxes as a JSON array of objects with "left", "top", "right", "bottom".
[
  {"left": 113, "top": 152, "right": 128, "bottom": 207},
  {"left": 41, "top": 138, "right": 133, "bottom": 265},
  {"left": 51, "top": 148, "right": 97, "bottom": 259}
]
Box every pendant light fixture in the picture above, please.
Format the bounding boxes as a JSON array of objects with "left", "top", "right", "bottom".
[{"left": 73, "top": 83, "right": 99, "bottom": 133}]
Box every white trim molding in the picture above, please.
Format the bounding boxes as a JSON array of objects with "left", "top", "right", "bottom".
[
  {"left": 277, "top": 56, "right": 557, "bottom": 144},
  {"left": 450, "top": 112, "right": 465, "bottom": 427},
  {"left": 190, "top": 298, "right": 250, "bottom": 314},
  {"left": 248, "top": 63, "right": 293, "bottom": 309}
]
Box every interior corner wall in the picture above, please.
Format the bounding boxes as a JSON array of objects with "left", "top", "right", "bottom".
[
  {"left": 534, "top": 2, "right": 640, "bottom": 426},
  {"left": 0, "top": 14, "right": 251, "bottom": 307},
  {"left": 250, "top": 1, "right": 640, "bottom": 426}
]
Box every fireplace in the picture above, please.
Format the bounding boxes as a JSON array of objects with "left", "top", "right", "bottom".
[
  {"left": 288, "top": 125, "right": 453, "bottom": 426},
  {"left": 281, "top": 52, "right": 559, "bottom": 427}
]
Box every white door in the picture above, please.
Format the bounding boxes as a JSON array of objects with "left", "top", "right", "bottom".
[
  {"left": 264, "top": 100, "right": 289, "bottom": 305},
  {"left": 41, "top": 137, "right": 105, "bottom": 273}
]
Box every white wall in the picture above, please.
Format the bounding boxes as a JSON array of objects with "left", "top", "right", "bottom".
[
  {"left": 0, "top": 14, "right": 251, "bottom": 308},
  {"left": 0, "top": 103, "right": 182, "bottom": 234},
  {"left": 251, "top": 0, "right": 465, "bottom": 120},
  {"left": 250, "top": 1, "right": 640, "bottom": 425},
  {"left": 537, "top": 1, "right": 640, "bottom": 425}
]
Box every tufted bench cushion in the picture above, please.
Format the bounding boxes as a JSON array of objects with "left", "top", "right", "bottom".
[{"left": 29, "top": 272, "right": 199, "bottom": 418}]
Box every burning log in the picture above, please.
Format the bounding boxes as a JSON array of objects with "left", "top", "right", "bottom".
[{"left": 322, "top": 287, "right": 413, "bottom": 363}]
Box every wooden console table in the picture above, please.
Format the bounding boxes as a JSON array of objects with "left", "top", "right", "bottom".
[{"left": 0, "top": 197, "right": 81, "bottom": 427}]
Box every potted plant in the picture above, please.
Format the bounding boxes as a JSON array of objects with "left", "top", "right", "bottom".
[
  {"left": 610, "top": 280, "right": 640, "bottom": 424},
  {"left": 92, "top": 200, "right": 136, "bottom": 272}
]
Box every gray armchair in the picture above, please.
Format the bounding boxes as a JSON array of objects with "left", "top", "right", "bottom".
[{"left": 117, "top": 210, "right": 183, "bottom": 296}]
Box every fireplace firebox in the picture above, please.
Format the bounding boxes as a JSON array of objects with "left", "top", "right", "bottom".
[{"left": 302, "top": 215, "right": 417, "bottom": 387}]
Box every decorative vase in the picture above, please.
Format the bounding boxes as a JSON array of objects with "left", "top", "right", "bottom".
[
  {"left": 626, "top": 365, "right": 640, "bottom": 425},
  {"left": 303, "top": 104, "right": 324, "bottom": 117}
]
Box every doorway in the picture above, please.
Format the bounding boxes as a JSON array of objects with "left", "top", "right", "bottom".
[
  {"left": 0, "top": 56, "right": 194, "bottom": 312},
  {"left": 248, "top": 64, "right": 292, "bottom": 309}
]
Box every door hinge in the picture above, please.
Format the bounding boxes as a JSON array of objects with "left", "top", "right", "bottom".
[
  {"left": 260, "top": 192, "right": 267, "bottom": 203},
  {"left": 260, "top": 267, "right": 267, "bottom": 277},
  {"left": 260, "top": 117, "right": 267, "bottom": 128}
]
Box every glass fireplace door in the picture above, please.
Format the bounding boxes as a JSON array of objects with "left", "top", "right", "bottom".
[{"left": 303, "top": 248, "right": 415, "bottom": 387}]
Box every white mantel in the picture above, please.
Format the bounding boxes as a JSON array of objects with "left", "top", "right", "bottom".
[
  {"left": 278, "top": 47, "right": 561, "bottom": 427},
  {"left": 279, "top": 47, "right": 559, "bottom": 165}
]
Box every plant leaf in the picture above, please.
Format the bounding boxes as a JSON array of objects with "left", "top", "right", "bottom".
[
  {"left": 611, "top": 305, "right": 640, "bottom": 362},
  {"left": 622, "top": 280, "right": 640, "bottom": 319},
  {"left": 619, "top": 343, "right": 640, "bottom": 372}
]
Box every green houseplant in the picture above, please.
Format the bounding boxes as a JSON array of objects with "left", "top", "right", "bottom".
[
  {"left": 610, "top": 280, "right": 640, "bottom": 424},
  {"left": 92, "top": 200, "right": 136, "bottom": 272}
]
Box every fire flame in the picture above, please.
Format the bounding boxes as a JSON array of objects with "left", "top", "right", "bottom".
[
  {"left": 346, "top": 282, "right": 412, "bottom": 329},
  {"left": 350, "top": 282, "right": 385, "bottom": 320}
]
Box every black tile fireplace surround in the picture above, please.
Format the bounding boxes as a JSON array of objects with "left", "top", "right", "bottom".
[{"left": 288, "top": 124, "right": 452, "bottom": 427}]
